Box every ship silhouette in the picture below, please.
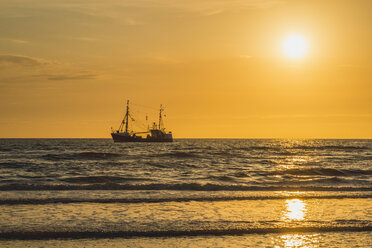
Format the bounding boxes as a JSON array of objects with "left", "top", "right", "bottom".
[{"left": 111, "top": 100, "right": 173, "bottom": 142}]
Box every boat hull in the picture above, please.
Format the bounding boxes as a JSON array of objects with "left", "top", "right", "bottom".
[{"left": 111, "top": 133, "right": 173, "bottom": 142}]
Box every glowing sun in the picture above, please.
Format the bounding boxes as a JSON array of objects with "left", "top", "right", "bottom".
[{"left": 283, "top": 35, "right": 308, "bottom": 59}]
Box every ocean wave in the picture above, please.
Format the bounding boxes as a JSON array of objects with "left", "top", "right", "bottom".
[
  {"left": 0, "top": 226, "right": 371, "bottom": 240},
  {"left": 0, "top": 183, "right": 370, "bottom": 191},
  {"left": 0, "top": 162, "right": 34, "bottom": 168},
  {"left": 242, "top": 146, "right": 280, "bottom": 151},
  {"left": 272, "top": 168, "right": 372, "bottom": 177},
  {"left": 155, "top": 151, "right": 199, "bottom": 158},
  {"left": 0, "top": 194, "right": 370, "bottom": 205},
  {"left": 207, "top": 175, "right": 237, "bottom": 182},
  {"left": 284, "top": 177, "right": 372, "bottom": 186},
  {"left": 291, "top": 145, "right": 370, "bottom": 151},
  {"left": 0, "top": 148, "right": 12, "bottom": 152},
  {"left": 60, "top": 176, "right": 150, "bottom": 184},
  {"left": 305, "top": 177, "right": 371, "bottom": 185},
  {"left": 41, "top": 152, "right": 122, "bottom": 161},
  {"left": 239, "top": 145, "right": 370, "bottom": 152}
]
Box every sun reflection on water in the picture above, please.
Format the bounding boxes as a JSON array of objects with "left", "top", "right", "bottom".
[
  {"left": 275, "top": 234, "right": 320, "bottom": 248},
  {"left": 280, "top": 155, "right": 311, "bottom": 169},
  {"left": 283, "top": 199, "right": 307, "bottom": 221}
]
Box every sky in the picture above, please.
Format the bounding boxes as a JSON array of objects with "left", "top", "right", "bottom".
[{"left": 0, "top": 0, "right": 371, "bottom": 138}]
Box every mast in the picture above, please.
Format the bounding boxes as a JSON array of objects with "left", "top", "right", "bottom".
[
  {"left": 118, "top": 100, "right": 130, "bottom": 133},
  {"left": 158, "top": 104, "right": 163, "bottom": 130},
  {"left": 125, "top": 100, "right": 129, "bottom": 133}
]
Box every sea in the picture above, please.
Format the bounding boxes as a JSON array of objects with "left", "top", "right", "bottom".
[{"left": 0, "top": 138, "right": 371, "bottom": 247}]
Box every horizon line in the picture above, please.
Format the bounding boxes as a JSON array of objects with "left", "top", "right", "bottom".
[{"left": 0, "top": 137, "right": 371, "bottom": 140}]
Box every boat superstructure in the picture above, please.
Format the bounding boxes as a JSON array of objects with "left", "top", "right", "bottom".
[{"left": 111, "top": 100, "right": 173, "bottom": 142}]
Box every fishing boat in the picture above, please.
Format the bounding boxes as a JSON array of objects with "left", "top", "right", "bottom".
[{"left": 111, "top": 100, "right": 173, "bottom": 142}]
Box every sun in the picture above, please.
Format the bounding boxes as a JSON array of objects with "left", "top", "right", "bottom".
[{"left": 283, "top": 35, "right": 308, "bottom": 59}]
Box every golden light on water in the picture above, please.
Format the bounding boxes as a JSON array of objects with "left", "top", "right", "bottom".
[
  {"left": 283, "top": 199, "right": 307, "bottom": 221},
  {"left": 280, "top": 155, "right": 311, "bottom": 169},
  {"left": 276, "top": 234, "right": 320, "bottom": 248},
  {"left": 279, "top": 234, "right": 306, "bottom": 248}
]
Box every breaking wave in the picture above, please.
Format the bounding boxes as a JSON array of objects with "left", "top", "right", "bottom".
[
  {"left": 0, "top": 183, "right": 370, "bottom": 191},
  {"left": 1, "top": 226, "right": 371, "bottom": 240},
  {"left": 0, "top": 194, "right": 370, "bottom": 205}
]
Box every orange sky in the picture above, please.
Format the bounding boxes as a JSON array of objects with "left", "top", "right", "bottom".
[{"left": 0, "top": 0, "right": 371, "bottom": 138}]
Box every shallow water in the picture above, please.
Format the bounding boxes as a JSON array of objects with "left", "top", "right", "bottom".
[
  {"left": 1, "top": 232, "right": 371, "bottom": 248},
  {"left": 0, "top": 139, "right": 371, "bottom": 246}
]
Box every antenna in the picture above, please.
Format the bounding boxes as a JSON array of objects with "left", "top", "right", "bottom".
[{"left": 146, "top": 113, "right": 149, "bottom": 130}]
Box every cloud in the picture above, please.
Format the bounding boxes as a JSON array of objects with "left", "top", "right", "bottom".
[
  {"left": 0, "top": 54, "right": 48, "bottom": 67},
  {"left": 47, "top": 74, "right": 96, "bottom": 81},
  {"left": 0, "top": 38, "right": 29, "bottom": 44},
  {"left": 32, "top": 72, "right": 97, "bottom": 81},
  {"left": 135, "top": 0, "right": 284, "bottom": 15},
  {"left": 72, "top": 37, "right": 98, "bottom": 42},
  {"left": 3, "top": 0, "right": 283, "bottom": 20},
  {"left": 240, "top": 55, "right": 253, "bottom": 59},
  {"left": 0, "top": 54, "right": 97, "bottom": 83}
]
